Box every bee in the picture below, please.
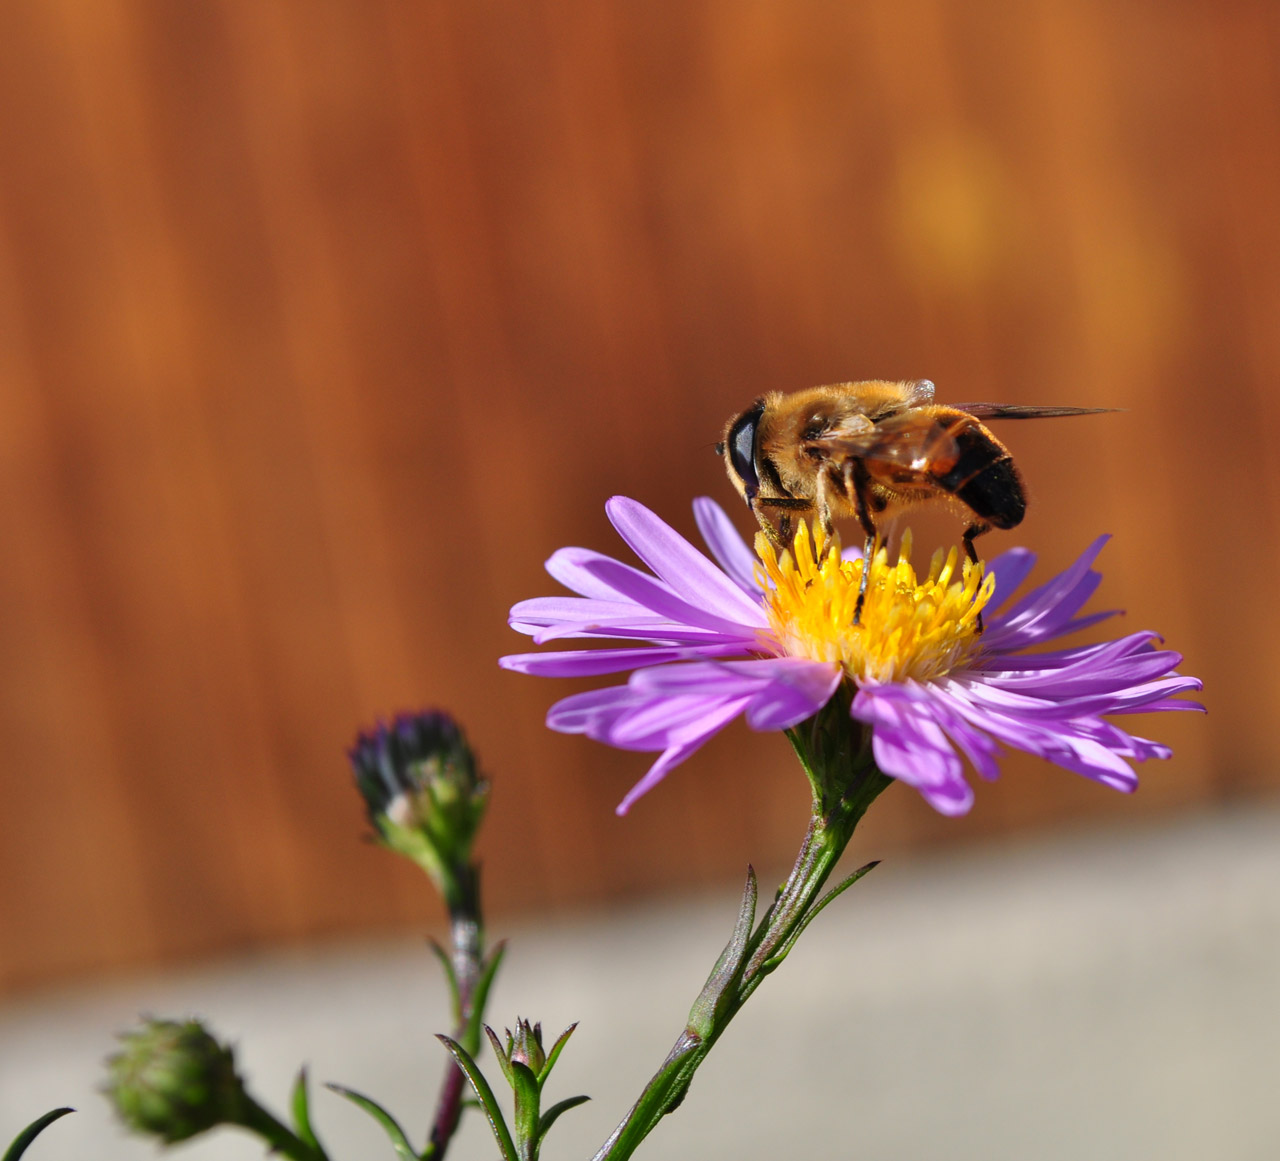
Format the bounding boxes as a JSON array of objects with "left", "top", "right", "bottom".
[{"left": 717, "top": 379, "right": 1112, "bottom": 621}]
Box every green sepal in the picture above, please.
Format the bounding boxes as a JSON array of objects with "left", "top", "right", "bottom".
[
  {"left": 537, "top": 1095, "right": 590, "bottom": 1142},
  {"left": 537, "top": 1024, "right": 578, "bottom": 1089},
  {"left": 436, "top": 1035, "right": 518, "bottom": 1161},
  {"left": 290, "top": 1069, "right": 326, "bottom": 1159},
  {"left": 427, "top": 939, "right": 463, "bottom": 1028},
  {"left": 687, "top": 866, "right": 757, "bottom": 1037},
  {"left": 324, "top": 1085, "right": 416, "bottom": 1161},
  {"left": 484, "top": 1026, "right": 515, "bottom": 1087},
  {"left": 3, "top": 1109, "right": 73, "bottom": 1161},
  {"left": 508, "top": 1061, "right": 540, "bottom": 1156},
  {"left": 760, "top": 860, "right": 879, "bottom": 975}
]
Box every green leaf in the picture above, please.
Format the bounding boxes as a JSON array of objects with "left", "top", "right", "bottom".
[
  {"left": 536, "top": 1023, "right": 578, "bottom": 1089},
  {"left": 324, "top": 1085, "right": 416, "bottom": 1161},
  {"left": 590, "top": 1035, "right": 702, "bottom": 1161},
  {"left": 463, "top": 942, "right": 506, "bottom": 1052},
  {"left": 537, "top": 1094, "right": 590, "bottom": 1142},
  {"left": 3, "top": 1109, "right": 73, "bottom": 1161},
  {"left": 508, "top": 1061, "right": 540, "bottom": 1158},
  {"left": 427, "top": 938, "right": 462, "bottom": 1028},
  {"left": 290, "top": 1068, "right": 327, "bottom": 1158},
  {"left": 686, "top": 866, "right": 758, "bottom": 1037},
  {"left": 761, "top": 860, "right": 879, "bottom": 974},
  {"left": 436, "top": 1036, "right": 518, "bottom": 1161}
]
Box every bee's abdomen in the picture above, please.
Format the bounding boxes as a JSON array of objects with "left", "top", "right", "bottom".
[{"left": 934, "top": 424, "right": 1026, "bottom": 530}]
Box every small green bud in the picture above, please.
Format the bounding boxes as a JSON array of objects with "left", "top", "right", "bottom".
[
  {"left": 506, "top": 1019, "right": 546, "bottom": 1074},
  {"left": 105, "top": 1018, "right": 247, "bottom": 1142},
  {"left": 349, "top": 712, "right": 489, "bottom": 892}
]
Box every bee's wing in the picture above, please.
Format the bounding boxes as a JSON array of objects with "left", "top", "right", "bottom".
[
  {"left": 950, "top": 403, "right": 1118, "bottom": 419},
  {"left": 904, "top": 378, "right": 936, "bottom": 406},
  {"left": 805, "top": 411, "right": 956, "bottom": 471}
]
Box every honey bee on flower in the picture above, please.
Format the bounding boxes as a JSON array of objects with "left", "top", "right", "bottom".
[{"left": 717, "top": 379, "right": 1112, "bottom": 623}]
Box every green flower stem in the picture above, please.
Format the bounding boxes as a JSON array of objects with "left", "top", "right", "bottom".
[
  {"left": 236, "top": 1096, "right": 328, "bottom": 1161},
  {"left": 426, "top": 862, "right": 488, "bottom": 1160},
  {"left": 593, "top": 709, "right": 890, "bottom": 1161}
]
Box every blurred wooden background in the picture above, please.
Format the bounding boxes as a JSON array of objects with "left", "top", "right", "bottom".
[{"left": 0, "top": 0, "right": 1274, "bottom": 995}]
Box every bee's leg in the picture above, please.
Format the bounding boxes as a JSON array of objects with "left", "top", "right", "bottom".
[
  {"left": 813, "top": 471, "right": 838, "bottom": 540},
  {"left": 844, "top": 461, "right": 879, "bottom": 626},
  {"left": 749, "top": 500, "right": 784, "bottom": 547},
  {"left": 754, "top": 496, "right": 812, "bottom": 549},
  {"left": 962, "top": 522, "right": 991, "bottom": 634}
]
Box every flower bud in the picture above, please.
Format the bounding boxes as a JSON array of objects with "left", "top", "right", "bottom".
[
  {"left": 105, "top": 1018, "right": 247, "bottom": 1142},
  {"left": 349, "top": 711, "right": 489, "bottom": 888},
  {"left": 506, "top": 1018, "right": 546, "bottom": 1074}
]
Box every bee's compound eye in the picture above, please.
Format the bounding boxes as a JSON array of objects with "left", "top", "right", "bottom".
[{"left": 726, "top": 406, "right": 761, "bottom": 496}]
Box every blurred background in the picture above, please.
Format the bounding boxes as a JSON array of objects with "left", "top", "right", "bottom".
[{"left": 0, "top": 1, "right": 1278, "bottom": 1152}]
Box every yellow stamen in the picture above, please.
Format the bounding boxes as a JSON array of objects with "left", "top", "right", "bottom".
[{"left": 755, "top": 523, "right": 996, "bottom": 684}]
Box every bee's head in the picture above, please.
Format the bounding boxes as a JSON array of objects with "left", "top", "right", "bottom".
[{"left": 719, "top": 401, "right": 764, "bottom": 504}]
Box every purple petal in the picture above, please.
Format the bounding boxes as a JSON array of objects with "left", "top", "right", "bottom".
[
  {"left": 924, "top": 694, "right": 1004, "bottom": 780},
  {"left": 983, "top": 536, "right": 1110, "bottom": 649},
  {"left": 976, "top": 631, "right": 1164, "bottom": 672},
  {"left": 692, "top": 496, "right": 761, "bottom": 596},
  {"left": 741, "top": 659, "right": 843, "bottom": 730},
  {"left": 984, "top": 546, "right": 1037, "bottom": 615},
  {"left": 606, "top": 496, "right": 765, "bottom": 624},
  {"left": 1110, "top": 694, "right": 1207, "bottom": 715},
  {"left": 545, "top": 685, "right": 640, "bottom": 735},
  {"left": 510, "top": 590, "right": 762, "bottom": 647},
  {"left": 607, "top": 693, "right": 750, "bottom": 748},
  {"left": 1094, "top": 676, "right": 1205, "bottom": 713},
  {"left": 985, "top": 642, "right": 1188, "bottom": 696},
  {"left": 932, "top": 683, "right": 1141, "bottom": 792},
  {"left": 545, "top": 547, "right": 649, "bottom": 601},
  {"left": 1072, "top": 717, "right": 1173, "bottom": 761},
  {"left": 510, "top": 595, "right": 656, "bottom": 628},
  {"left": 946, "top": 678, "right": 1151, "bottom": 722},
  {"left": 615, "top": 697, "right": 749, "bottom": 814},
  {"left": 499, "top": 643, "right": 746, "bottom": 677},
  {"left": 629, "top": 657, "right": 840, "bottom": 731},
  {"left": 544, "top": 681, "right": 743, "bottom": 751},
  {"left": 527, "top": 620, "right": 758, "bottom": 647},
  {"left": 584, "top": 556, "right": 766, "bottom": 636},
  {"left": 853, "top": 685, "right": 974, "bottom": 815}
]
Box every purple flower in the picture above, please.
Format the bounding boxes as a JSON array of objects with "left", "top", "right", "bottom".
[{"left": 501, "top": 497, "right": 1203, "bottom": 816}]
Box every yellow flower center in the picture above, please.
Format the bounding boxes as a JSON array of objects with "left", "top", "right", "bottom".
[{"left": 756, "top": 523, "right": 996, "bottom": 684}]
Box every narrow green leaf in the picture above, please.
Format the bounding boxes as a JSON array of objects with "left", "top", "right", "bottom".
[
  {"left": 290, "top": 1069, "right": 326, "bottom": 1158},
  {"left": 324, "top": 1085, "right": 416, "bottom": 1161},
  {"left": 463, "top": 942, "right": 506, "bottom": 1052},
  {"left": 536, "top": 1023, "right": 578, "bottom": 1089},
  {"left": 589, "top": 1035, "right": 702, "bottom": 1161},
  {"left": 3, "top": 1109, "right": 73, "bottom": 1161},
  {"left": 508, "top": 1061, "right": 540, "bottom": 1158},
  {"left": 687, "top": 866, "right": 758, "bottom": 1036},
  {"left": 427, "top": 938, "right": 462, "bottom": 1028},
  {"left": 436, "top": 1035, "right": 518, "bottom": 1161},
  {"left": 537, "top": 1095, "right": 590, "bottom": 1142},
  {"left": 761, "top": 860, "right": 879, "bottom": 974}
]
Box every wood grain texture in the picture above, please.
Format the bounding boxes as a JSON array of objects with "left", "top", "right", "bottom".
[{"left": 0, "top": 0, "right": 1271, "bottom": 992}]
